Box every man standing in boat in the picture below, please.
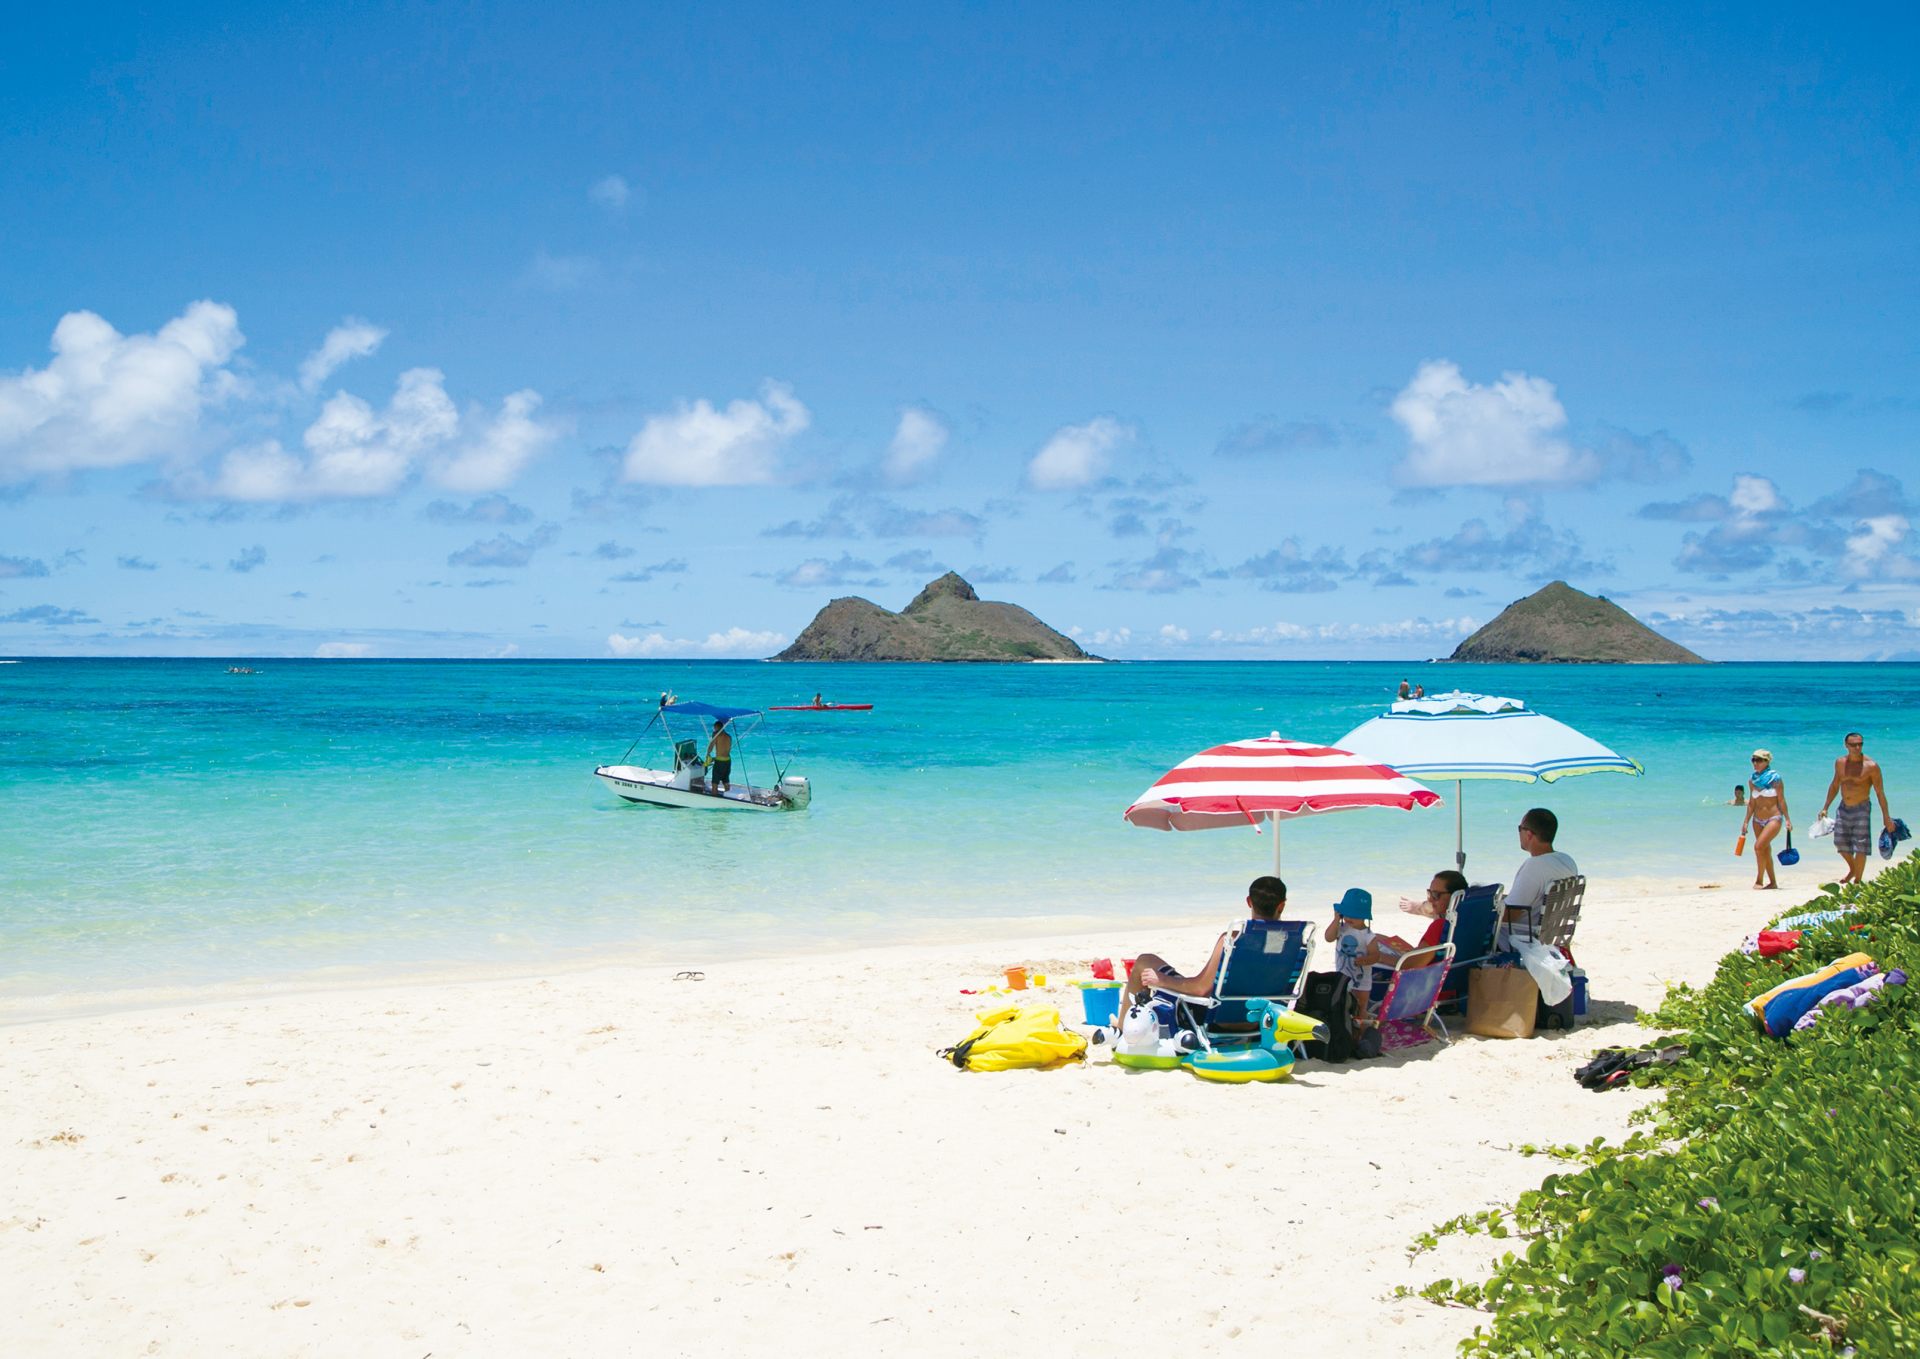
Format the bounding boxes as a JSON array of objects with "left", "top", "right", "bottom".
[{"left": 705, "top": 717, "right": 734, "bottom": 794}]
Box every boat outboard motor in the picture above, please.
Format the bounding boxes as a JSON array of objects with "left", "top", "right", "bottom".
[{"left": 777, "top": 774, "right": 812, "bottom": 809}]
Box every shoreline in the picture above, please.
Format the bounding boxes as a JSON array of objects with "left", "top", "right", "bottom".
[
  {"left": 1, "top": 873, "right": 1809, "bottom": 1355},
  {"left": 0, "top": 870, "right": 1779, "bottom": 1027}
]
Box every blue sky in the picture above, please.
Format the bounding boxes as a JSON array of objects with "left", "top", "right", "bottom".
[{"left": 2, "top": 3, "right": 1916, "bottom": 659}]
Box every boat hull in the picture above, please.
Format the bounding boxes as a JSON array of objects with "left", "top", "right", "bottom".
[
  {"left": 768, "top": 703, "right": 871, "bottom": 711},
  {"left": 594, "top": 765, "right": 791, "bottom": 812}
]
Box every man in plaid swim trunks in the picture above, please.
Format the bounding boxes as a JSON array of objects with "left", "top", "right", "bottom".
[{"left": 1820, "top": 732, "right": 1893, "bottom": 885}]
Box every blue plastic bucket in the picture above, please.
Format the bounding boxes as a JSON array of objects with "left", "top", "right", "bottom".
[{"left": 1079, "top": 983, "right": 1121, "bottom": 1027}]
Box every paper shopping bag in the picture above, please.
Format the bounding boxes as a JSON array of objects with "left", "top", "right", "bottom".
[{"left": 1467, "top": 966, "right": 1539, "bottom": 1040}]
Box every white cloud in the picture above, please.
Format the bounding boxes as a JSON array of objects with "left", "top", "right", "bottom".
[
  {"left": 1209, "top": 616, "right": 1480, "bottom": 646},
  {"left": 774, "top": 554, "right": 883, "bottom": 589},
  {"left": 1158, "top": 624, "right": 1190, "bottom": 643},
  {"left": 298, "top": 319, "right": 387, "bottom": 392},
  {"left": 1730, "top": 473, "right": 1785, "bottom": 517},
  {"left": 1844, "top": 515, "right": 1920, "bottom": 580},
  {"left": 882, "top": 406, "right": 948, "bottom": 486},
  {"left": 590, "top": 175, "right": 631, "bottom": 210},
  {"left": 622, "top": 382, "right": 809, "bottom": 486},
  {"left": 0, "top": 301, "right": 243, "bottom": 482},
  {"left": 607, "top": 626, "right": 787, "bottom": 657},
  {"left": 213, "top": 368, "right": 458, "bottom": 501},
  {"left": 1026, "top": 416, "right": 1130, "bottom": 490},
  {"left": 1391, "top": 360, "right": 1595, "bottom": 487},
  {"left": 431, "top": 390, "right": 558, "bottom": 493}
]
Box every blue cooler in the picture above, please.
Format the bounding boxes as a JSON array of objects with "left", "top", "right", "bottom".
[{"left": 1570, "top": 969, "right": 1589, "bottom": 1018}]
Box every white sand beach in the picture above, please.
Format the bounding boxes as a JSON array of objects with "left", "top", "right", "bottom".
[{"left": 2, "top": 876, "right": 1797, "bottom": 1357}]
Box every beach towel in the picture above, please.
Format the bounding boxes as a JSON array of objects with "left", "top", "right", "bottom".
[
  {"left": 1879, "top": 817, "right": 1911, "bottom": 860},
  {"left": 1791, "top": 968, "right": 1906, "bottom": 1032},
  {"left": 1774, "top": 908, "right": 1855, "bottom": 930},
  {"left": 1746, "top": 952, "right": 1876, "bottom": 1037},
  {"left": 1756, "top": 929, "right": 1803, "bottom": 958}
]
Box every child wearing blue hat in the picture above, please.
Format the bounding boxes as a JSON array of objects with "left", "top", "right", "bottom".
[{"left": 1322, "top": 888, "right": 1412, "bottom": 1031}]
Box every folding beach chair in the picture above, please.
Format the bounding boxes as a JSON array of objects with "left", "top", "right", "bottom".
[
  {"left": 1371, "top": 940, "right": 1456, "bottom": 1043},
  {"left": 1420, "top": 883, "right": 1506, "bottom": 1015},
  {"left": 1533, "top": 875, "right": 1586, "bottom": 957},
  {"left": 1155, "top": 918, "right": 1316, "bottom": 1052}
]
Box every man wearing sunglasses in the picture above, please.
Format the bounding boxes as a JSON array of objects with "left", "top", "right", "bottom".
[
  {"left": 1820, "top": 733, "right": 1893, "bottom": 885},
  {"left": 1504, "top": 808, "right": 1578, "bottom": 942}
]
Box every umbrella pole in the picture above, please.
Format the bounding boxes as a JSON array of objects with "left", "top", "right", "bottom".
[
  {"left": 1270, "top": 811, "right": 1282, "bottom": 875},
  {"left": 1455, "top": 779, "right": 1466, "bottom": 873}
]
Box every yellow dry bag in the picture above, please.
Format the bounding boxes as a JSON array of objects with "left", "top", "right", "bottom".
[{"left": 938, "top": 1005, "right": 1087, "bottom": 1071}]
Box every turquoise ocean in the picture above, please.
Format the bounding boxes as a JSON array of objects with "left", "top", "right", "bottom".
[{"left": 5, "top": 659, "right": 1917, "bottom": 1004}]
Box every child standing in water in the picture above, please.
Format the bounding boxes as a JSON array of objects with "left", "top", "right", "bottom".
[{"left": 1742, "top": 749, "right": 1791, "bottom": 889}]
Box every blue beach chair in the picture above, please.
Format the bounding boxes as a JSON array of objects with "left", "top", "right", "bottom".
[
  {"left": 1402, "top": 883, "right": 1505, "bottom": 1016},
  {"left": 1155, "top": 918, "right": 1316, "bottom": 1052}
]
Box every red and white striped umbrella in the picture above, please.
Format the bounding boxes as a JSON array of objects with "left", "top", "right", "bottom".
[{"left": 1124, "top": 731, "right": 1443, "bottom": 871}]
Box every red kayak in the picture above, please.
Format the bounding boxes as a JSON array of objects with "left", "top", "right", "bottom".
[{"left": 769, "top": 703, "right": 873, "bottom": 711}]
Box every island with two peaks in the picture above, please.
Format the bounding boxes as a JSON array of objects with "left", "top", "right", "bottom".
[
  {"left": 772, "top": 572, "right": 1098, "bottom": 662},
  {"left": 1449, "top": 580, "right": 1707, "bottom": 664}
]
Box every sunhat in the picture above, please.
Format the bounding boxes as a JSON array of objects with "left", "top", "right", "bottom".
[
  {"left": 1334, "top": 887, "right": 1373, "bottom": 921},
  {"left": 1751, "top": 749, "right": 1771, "bottom": 762}
]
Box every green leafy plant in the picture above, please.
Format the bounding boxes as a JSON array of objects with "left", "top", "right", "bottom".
[{"left": 1415, "top": 852, "right": 1920, "bottom": 1358}]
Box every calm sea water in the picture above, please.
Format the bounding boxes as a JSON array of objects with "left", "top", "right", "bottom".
[{"left": 4, "top": 659, "right": 1917, "bottom": 999}]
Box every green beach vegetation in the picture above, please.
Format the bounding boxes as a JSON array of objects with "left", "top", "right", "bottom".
[{"left": 1409, "top": 856, "right": 1920, "bottom": 1357}]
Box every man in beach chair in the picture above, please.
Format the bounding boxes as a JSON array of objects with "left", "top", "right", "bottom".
[{"left": 1126, "top": 877, "right": 1313, "bottom": 1047}]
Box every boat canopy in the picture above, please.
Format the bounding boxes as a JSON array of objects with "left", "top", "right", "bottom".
[{"left": 662, "top": 700, "right": 761, "bottom": 721}]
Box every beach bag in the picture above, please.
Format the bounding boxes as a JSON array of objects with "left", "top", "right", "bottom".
[
  {"left": 1467, "top": 967, "right": 1539, "bottom": 1039},
  {"left": 1295, "top": 971, "right": 1356, "bottom": 1063},
  {"left": 938, "top": 1005, "right": 1087, "bottom": 1071},
  {"left": 1535, "top": 989, "right": 1576, "bottom": 1031}
]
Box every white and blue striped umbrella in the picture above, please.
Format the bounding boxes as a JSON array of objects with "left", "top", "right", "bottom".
[{"left": 1336, "top": 691, "right": 1641, "bottom": 870}]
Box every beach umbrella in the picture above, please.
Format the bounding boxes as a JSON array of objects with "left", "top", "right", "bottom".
[
  {"left": 1335, "top": 691, "right": 1642, "bottom": 872},
  {"left": 1124, "top": 732, "right": 1443, "bottom": 874}
]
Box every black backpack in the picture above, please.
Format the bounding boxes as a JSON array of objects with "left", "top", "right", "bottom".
[{"left": 1295, "top": 970, "right": 1356, "bottom": 1063}]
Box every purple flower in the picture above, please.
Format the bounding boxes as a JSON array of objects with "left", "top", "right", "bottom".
[
  {"left": 1661, "top": 1273, "right": 1682, "bottom": 1293},
  {"left": 1697, "top": 1197, "right": 1718, "bottom": 1209},
  {"left": 1659, "top": 1263, "right": 1684, "bottom": 1293},
  {"left": 1789, "top": 1268, "right": 1806, "bottom": 1284},
  {"left": 1809, "top": 1250, "right": 1824, "bottom": 1262}
]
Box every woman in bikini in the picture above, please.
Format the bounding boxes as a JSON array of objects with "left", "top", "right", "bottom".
[{"left": 1742, "top": 748, "right": 1791, "bottom": 889}]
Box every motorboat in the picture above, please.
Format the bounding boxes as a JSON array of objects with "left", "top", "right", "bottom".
[{"left": 594, "top": 697, "right": 811, "bottom": 813}]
